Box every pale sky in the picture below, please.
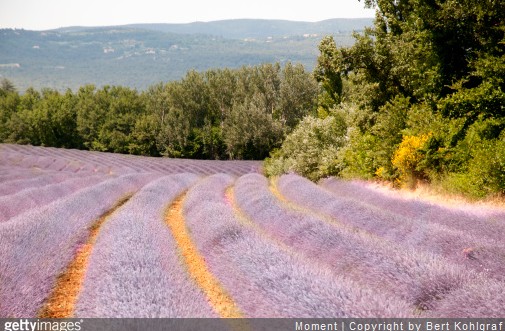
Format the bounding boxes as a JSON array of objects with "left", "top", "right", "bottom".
[{"left": 0, "top": 0, "right": 375, "bottom": 30}]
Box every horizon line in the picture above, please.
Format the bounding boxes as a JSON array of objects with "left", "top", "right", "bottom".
[{"left": 1, "top": 17, "right": 375, "bottom": 32}]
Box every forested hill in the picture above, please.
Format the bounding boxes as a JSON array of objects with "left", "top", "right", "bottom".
[
  {"left": 126, "top": 18, "right": 373, "bottom": 39},
  {"left": 0, "top": 19, "right": 372, "bottom": 92}
]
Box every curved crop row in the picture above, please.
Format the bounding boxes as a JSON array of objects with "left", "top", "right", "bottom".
[
  {"left": 3, "top": 153, "right": 113, "bottom": 175},
  {"left": 182, "top": 174, "right": 412, "bottom": 317},
  {"left": 74, "top": 174, "right": 216, "bottom": 317},
  {"left": 0, "top": 173, "right": 157, "bottom": 317},
  {"left": 233, "top": 174, "right": 505, "bottom": 316},
  {"left": 0, "top": 167, "right": 46, "bottom": 183},
  {"left": 272, "top": 174, "right": 505, "bottom": 317},
  {"left": 277, "top": 174, "right": 505, "bottom": 281},
  {"left": 0, "top": 174, "right": 107, "bottom": 222},
  {"left": 164, "top": 191, "right": 243, "bottom": 318},
  {"left": 38, "top": 194, "right": 132, "bottom": 318},
  {"left": 0, "top": 144, "right": 262, "bottom": 176},
  {"left": 0, "top": 171, "right": 81, "bottom": 197},
  {"left": 321, "top": 178, "right": 505, "bottom": 243}
]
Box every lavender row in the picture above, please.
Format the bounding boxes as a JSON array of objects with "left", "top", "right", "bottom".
[
  {"left": 0, "top": 166, "right": 47, "bottom": 183},
  {"left": 0, "top": 143, "right": 262, "bottom": 176},
  {"left": 429, "top": 278, "right": 505, "bottom": 317},
  {"left": 0, "top": 173, "right": 157, "bottom": 317},
  {"left": 7, "top": 154, "right": 112, "bottom": 175},
  {"left": 0, "top": 146, "right": 146, "bottom": 175},
  {"left": 278, "top": 174, "right": 505, "bottom": 281},
  {"left": 75, "top": 174, "right": 216, "bottom": 317},
  {"left": 0, "top": 171, "right": 81, "bottom": 196},
  {"left": 234, "top": 174, "right": 505, "bottom": 316},
  {"left": 321, "top": 178, "right": 505, "bottom": 242},
  {"left": 183, "top": 174, "right": 412, "bottom": 317},
  {"left": 0, "top": 174, "right": 108, "bottom": 222}
]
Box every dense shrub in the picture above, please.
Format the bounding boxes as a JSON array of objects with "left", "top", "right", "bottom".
[
  {"left": 391, "top": 134, "right": 431, "bottom": 188},
  {"left": 264, "top": 112, "right": 347, "bottom": 181},
  {"left": 440, "top": 139, "right": 505, "bottom": 199}
]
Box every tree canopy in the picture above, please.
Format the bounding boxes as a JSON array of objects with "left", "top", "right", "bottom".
[
  {"left": 266, "top": 0, "right": 505, "bottom": 198},
  {"left": 0, "top": 63, "right": 318, "bottom": 160}
]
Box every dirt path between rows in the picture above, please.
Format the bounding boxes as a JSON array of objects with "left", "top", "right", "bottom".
[
  {"left": 164, "top": 193, "right": 243, "bottom": 318},
  {"left": 38, "top": 194, "right": 132, "bottom": 318}
]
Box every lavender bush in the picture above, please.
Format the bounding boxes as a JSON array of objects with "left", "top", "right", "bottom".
[
  {"left": 74, "top": 174, "right": 217, "bottom": 317},
  {"left": 0, "top": 171, "right": 78, "bottom": 196},
  {"left": 0, "top": 174, "right": 107, "bottom": 222},
  {"left": 183, "top": 174, "right": 413, "bottom": 317},
  {"left": 0, "top": 167, "right": 45, "bottom": 183},
  {"left": 0, "top": 142, "right": 502, "bottom": 318},
  {"left": 321, "top": 178, "right": 505, "bottom": 242},
  {"left": 277, "top": 174, "right": 505, "bottom": 281},
  {"left": 429, "top": 278, "right": 505, "bottom": 317},
  {"left": 0, "top": 173, "right": 156, "bottom": 317},
  {"left": 0, "top": 143, "right": 262, "bottom": 176},
  {"left": 234, "top": 174, "right": 505, "bottom": 315}
]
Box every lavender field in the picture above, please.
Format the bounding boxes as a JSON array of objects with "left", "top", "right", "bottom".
[{"left": 0, "top": 143, "right": 504, "bottom": 318}]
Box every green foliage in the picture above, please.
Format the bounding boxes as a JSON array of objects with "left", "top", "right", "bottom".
[
  {"left": 157, "top": 106, "right": 191, "bottom": 158},
  {"left": 454, "top": 116, "right": 505, "bottom": 189},
  {"left": 361, "top": 0, "right": 505, "bottom": 88},
  {"left": 224, "top": 94, "right": 283, "bottom": 160},
  {"left": 440, "top": 139, "right": 505, "bottom": 198},
  {"left": 0, "top": 62, "right": 318, "bottom": 161},
  {"left": 0, "top": 78, "right": 16, "bottom": 94},
  {"left": 278, "top": 62, "right": 318, "bottom": 129},
  {"left": 369, "top": 96, "right": 409, "bottom": 179},
  {"left": 339, "top": 130, "right": 379, "bottom": 180},
  {"left": 438, "top": 53, "right": 505, "bottom": 134},
  {"left": 264, "top": 113, "right": 347, "bottom": 181},
  {"left": 337, "top": 96, "right": 409, "bottom": 181},
  {"left": 75, "top": 85, "right": 109, "bottom": 150},
  {"left": 2, "top": 88, "right": 81, "bottom": 148},
  {"left": 266, "top": 0, "right": 505, "bottom": 199},
  {"left": 338, "top": 24, "right": 441, "bottom": 111},
  {"left": 313, "top": 36, "right": 343, "bottom": 110},
  {"left": 128, "top": 114, "right": 160, "bottom": 156},
  {"left": 0, "top": 85, "right": 20, "bottom": 141}
]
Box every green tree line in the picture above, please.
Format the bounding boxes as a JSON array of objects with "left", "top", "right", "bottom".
[
  {"left": 266, "top": 0, "right": 505, "bottom": 198},
  {"left": 0, "top": 62, "right": 317, "bottom": 160}
]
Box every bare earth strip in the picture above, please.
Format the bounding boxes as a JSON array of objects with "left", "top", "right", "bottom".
[
  {"left": 164, "top": 193, "right": 243, "bottom": 318},
  {"left": 38, "top": 194, "right": 132, "bottom": 318}
]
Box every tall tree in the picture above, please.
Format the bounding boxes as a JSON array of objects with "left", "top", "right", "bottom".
[
  {"left": 278, "top": 62, "right": 318, "bottom": 129},
  {"left": 0, "top": 78, "right": 16, "bottom": 95},
  {"left": 313, "top": 36, "right": 343, "bottom": 110}
]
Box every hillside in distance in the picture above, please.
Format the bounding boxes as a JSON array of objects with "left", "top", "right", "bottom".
[
  {"left": 0, "top": 18, "right": 372, "bottom": 92},
  {"left": 126, "top": 18, "right": 373, "bottom": 39}
]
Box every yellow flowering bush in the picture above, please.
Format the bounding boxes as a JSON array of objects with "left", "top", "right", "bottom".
[{"left": 392, "top": 134, "right": 431, "bottom": 187}]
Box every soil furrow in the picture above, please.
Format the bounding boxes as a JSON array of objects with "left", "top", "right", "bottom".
[
  {"left": 164, "top": 193, "right": 243, "bottom": 318},
  {"left": 38, "top": 194, "right": 132, "bottom": 318}
]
